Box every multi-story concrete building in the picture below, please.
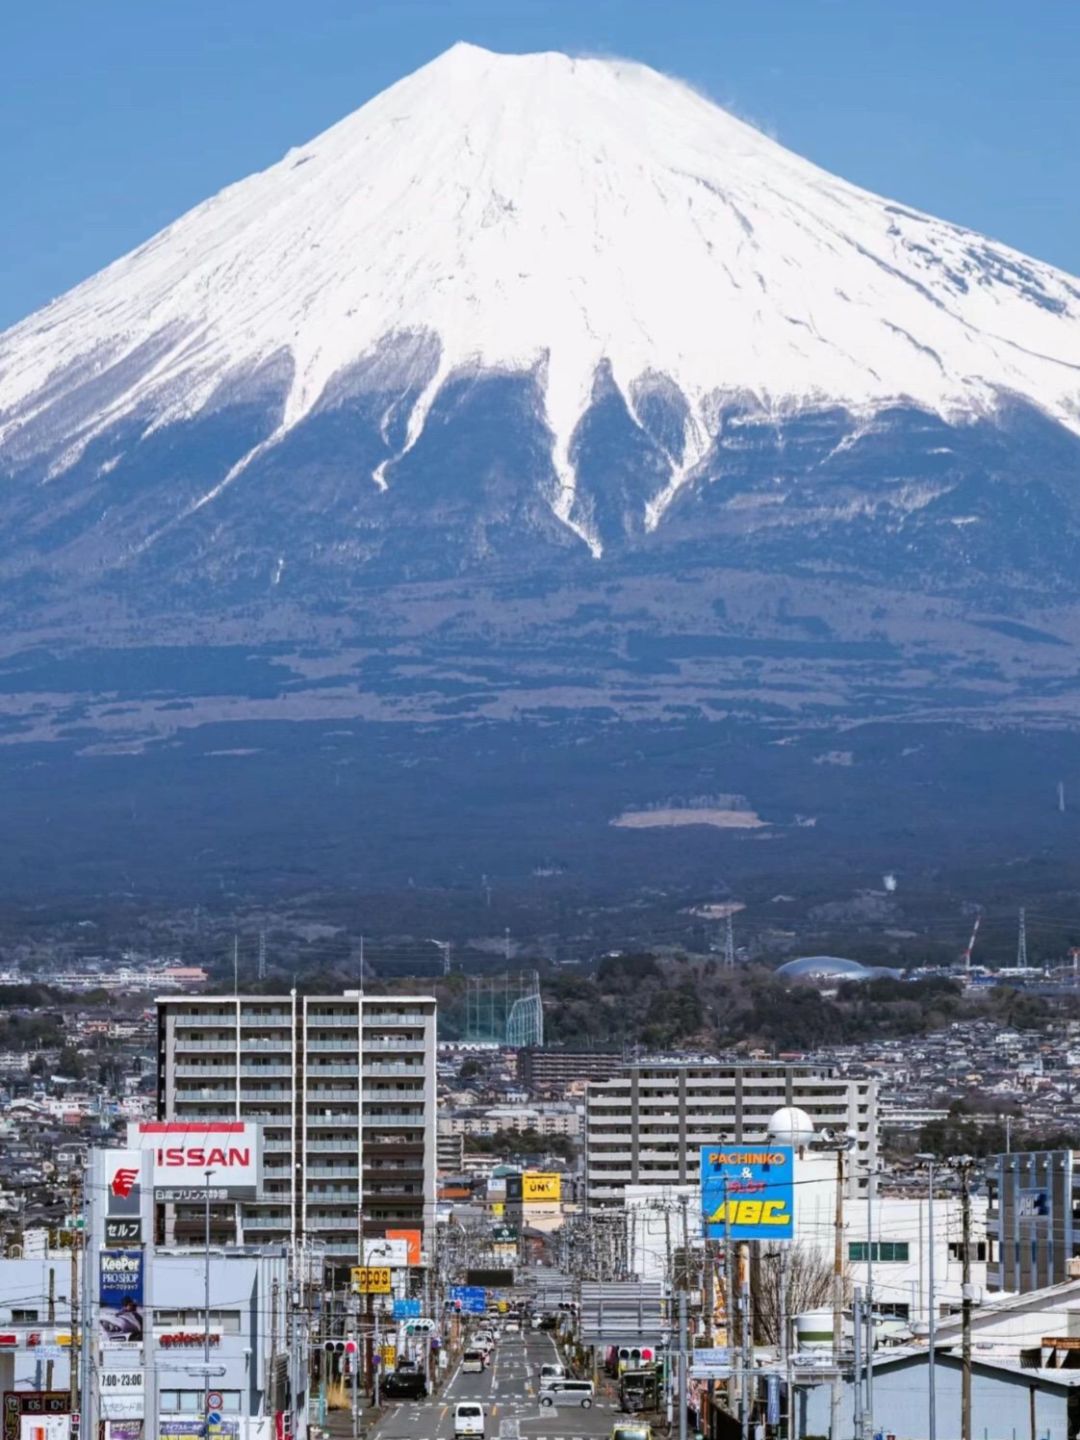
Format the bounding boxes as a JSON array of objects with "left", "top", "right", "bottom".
[
  {"left": 437, "top": 1102, "right": 582, "bottom": 1138},
  {"left": 157, "top": 991, "right": 437, "bottom": 1261},
  {"left": 517, "top": 1048, "right": 626, "bottom": 1090},
  {"left": 585, "top": 1058, "right": 877, "bottom": 1208}
]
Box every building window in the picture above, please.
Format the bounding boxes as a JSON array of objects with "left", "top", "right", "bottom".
[
  {"left": 948, "top": 1241, "right": 988, "bottom": 1262},
  {"left": 848, "top": 1242, "right": 909, "bottom": 1263},
  {"left": 876, "top": 1303, "right": 910, "bottom": 1320},
  {"left": 10, "top": 1309, "right": 39, "bottom": 1322}
]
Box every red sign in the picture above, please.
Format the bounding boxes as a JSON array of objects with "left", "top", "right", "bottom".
[
  {"left": 159, "top": 1333, "right": 220, "bottom": 1349},
  {"left": 111, "top": 1168, "right": 138, "bottom": 1198}
]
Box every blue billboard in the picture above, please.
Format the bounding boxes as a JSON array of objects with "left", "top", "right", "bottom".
[
  {"left": 700, "top": 1143, "right": 795, "bottom": 1242},
  {"left": 449, "top": 1285, "right": 486, "bottom": 1314},
  {"left": 393, "top": 1298, "right": 421, "bottom": 1319}
]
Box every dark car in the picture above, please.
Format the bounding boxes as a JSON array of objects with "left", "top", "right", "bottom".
[{"left": 383, "top": 1368, "right": 427, "bottom": 1400}]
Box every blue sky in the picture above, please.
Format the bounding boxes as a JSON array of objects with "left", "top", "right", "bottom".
[{"left": 3, "top": 0, "right": 1078, "bottom": 331}]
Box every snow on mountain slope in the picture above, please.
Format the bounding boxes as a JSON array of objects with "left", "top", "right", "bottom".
[{"left": 1, "top": 41, "right": 1079, "bottom": 555}]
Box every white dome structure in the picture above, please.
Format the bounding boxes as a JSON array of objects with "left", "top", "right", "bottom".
[{"left": 768, "top": 1105, "right": 816, "bottom": 1148}]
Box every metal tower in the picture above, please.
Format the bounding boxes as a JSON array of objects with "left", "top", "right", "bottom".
[
  {"left": 723, "top": 914, "right": 735, "bottom": 969},
  {"left": 257, "top": 930, "right": 267, "bottom": 981},
  {"left": 1017, "top": 907, "right": 1028, "bottom": 968}
]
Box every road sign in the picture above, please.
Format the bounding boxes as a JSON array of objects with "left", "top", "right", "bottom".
[
  {"left": 207, "top": 1415, "right": 222, "bottom": 1427},
  {"left": 205, "top": 1393, "right": 223, "bottom": 1412},
  {"left": 351, "top": 1266, "right": 392, "bottom": 1294},
  {"left": 393, "top": 1298, "right": 421, "bottom": 1319},
  {"left": 579, "top": 1281, "right": 664, "bottom": 1347},
  {"left": 449, "top": 1285, "right": 486, "bottom": 1315}
]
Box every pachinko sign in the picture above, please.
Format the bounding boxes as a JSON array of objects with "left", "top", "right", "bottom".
[{"left": 700, "top": 1144, "right": 795, "bottom": 1242}]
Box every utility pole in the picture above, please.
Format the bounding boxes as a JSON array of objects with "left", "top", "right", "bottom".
[
  {"left": 78, "top": 1163, "right": 92, "bottom": 1440},
  {"left": 740, "top": 1251, "right": 752, "bottom": 1440},
  {"left": 677, "top": 1290, "right": 688, "bottom": 1440},
  {"left": 832, "top": 1145, "right": 846, "bottom": 1440},
  {"left": 69, "top": 1170, "right": 81, "bottom": 1412},
  {"left": 46, "top": 1262, "right": 55, "bottom": 1391},
  {"left": 852, "top": 1287, "right": 864, "bottom": 1440},
  {"left": 916, "top": 1152, "right": 938, "bottom": 1440},
  {"left": 959, "top": 1156, "right": 974, "bottom": 1440}
]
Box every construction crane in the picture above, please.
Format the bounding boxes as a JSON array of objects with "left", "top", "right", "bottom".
[{"left": 963, "top": 911, "right": 982, "bottom": 972}]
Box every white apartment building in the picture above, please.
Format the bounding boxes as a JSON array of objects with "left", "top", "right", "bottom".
[
  {"left": 437, "top": 1102, "right": 582, "bottom": 1138},
  {"left": 586, "top": 1058, "right": 877, "bottom": 1209},
  {"left": 157, "top": 991, "right": 437, "bottom": 1261}
]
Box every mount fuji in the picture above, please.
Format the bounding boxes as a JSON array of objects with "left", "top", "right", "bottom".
[{"left": 0, "top": 44, "right": 1079, "bottom": 905}]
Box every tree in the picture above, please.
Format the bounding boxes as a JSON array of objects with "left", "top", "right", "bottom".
[{"left": 750, "top": 1244, "right": 837, "bottom": 1344}]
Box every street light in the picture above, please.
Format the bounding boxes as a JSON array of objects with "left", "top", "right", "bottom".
[
  {"left": 811, "top": 1128, "right": 858, "bottom": 1440},
  {"left": 204, "top": 1170, "right": 217, "bottom": 1402},
  {"left": 915, "top": 1153, "right": 938, "bottom": 1440}
]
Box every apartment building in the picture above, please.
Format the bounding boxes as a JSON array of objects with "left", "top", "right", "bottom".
[
  {"left": 438, "top": 1102, "right": 582, "bottom": 1138},
  {"left": 586, "top": 1058, "right": 877, "bottom": 1208},
  {"left": 157, "top": 992, "right": 436, "bottom": 1261},
  {"left": 516, "top": 1047, "right": 626, "bottom": 1090}
]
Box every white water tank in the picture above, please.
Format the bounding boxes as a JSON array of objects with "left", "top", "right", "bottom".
[{"left": 795, "top": 1309, "right": 834, "bottom": 1349}]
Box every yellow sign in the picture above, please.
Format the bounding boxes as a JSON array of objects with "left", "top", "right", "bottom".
[
  {"left": 381, "top": 1345, "right": 397, "bottom": 1367},
  {"left": 523, "top": 1173, "right": 561, "bottom": 1203},
  {"left": 708, "top": 1199, "right": 790, "bottom": 1228},
  {"left": 351, "top": 1265, "right": 392, "bottom": 1294},
  {"left": 491, "top": 1201, "right": 504, "bottom": 1217}
]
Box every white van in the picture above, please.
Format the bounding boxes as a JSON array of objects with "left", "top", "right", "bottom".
[
  {"left": 462, "top": 1349, "right": 485, "bottom": 1374},
  {"left": 540, "top": 1380, "right": 594, "bottom": 1408},
  {"left": 539, "top": 1363, "right": 566, "bottom": 1386},
  {"left": 454, "top": 1402, "right": 486, "bottom": 1439}
]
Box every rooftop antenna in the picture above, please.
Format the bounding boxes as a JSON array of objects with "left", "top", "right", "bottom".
[
  {"left": 723, "top": 914, "right": 735, "bottom": 970},
  {"left": 233, "top": 934, "right": 239, "bottom": 995},
  {"left": 1017, "top": 907, "right": 1028, "bottom": 968},
  {"left": 257, "top": 930, "right": 267, "bottom": 982}
]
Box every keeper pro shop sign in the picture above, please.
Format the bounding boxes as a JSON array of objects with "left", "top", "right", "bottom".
[
  {"left": 700, "top": 1143, "right": 795, "bottom": 1242},
  {"left": 128, "top": 1123, "right": 262, "bottom": 1199}
]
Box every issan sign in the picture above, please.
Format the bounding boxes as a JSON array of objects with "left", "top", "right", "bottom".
[{"left": 127, "top": 1123, "right": 262, "bottom": 1199}]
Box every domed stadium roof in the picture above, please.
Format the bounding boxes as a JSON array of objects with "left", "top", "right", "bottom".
[{"left": 776, "top": 955, "right": 898, "bottom": 981}]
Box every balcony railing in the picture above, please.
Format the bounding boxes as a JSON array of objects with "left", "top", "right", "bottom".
[
  {"left": 362, "top": 1014, "right": 428, "bottom": 1027},
  {"left": 362, "top": 1112, "right": 426, "bottom": 1127}
]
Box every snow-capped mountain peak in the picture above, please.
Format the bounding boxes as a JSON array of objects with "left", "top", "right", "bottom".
[{"left": 1, "top": 41, "right": 1078, "bottom": 555}]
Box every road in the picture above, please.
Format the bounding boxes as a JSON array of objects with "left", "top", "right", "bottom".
[{"left": 370, "top": 1329, "right": 619, "bottom": 1440}]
